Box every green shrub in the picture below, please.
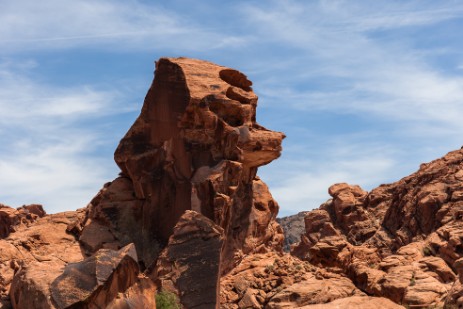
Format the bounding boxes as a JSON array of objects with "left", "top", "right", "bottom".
[
  {"left": 156, "top": 290, "right": 181, "bottom": 309},
  {"left": 265, "top": 264, "right": 275, "bottom": 273},
  {"left": 422, "top": 246, "right": 433, "bottom": 256}
]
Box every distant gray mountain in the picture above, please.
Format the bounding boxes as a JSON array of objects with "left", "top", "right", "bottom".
[{"left": 277, "top": 211, "right": 308, "bottom": 252}]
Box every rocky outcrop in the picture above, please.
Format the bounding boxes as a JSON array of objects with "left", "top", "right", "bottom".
[
  {"left": 81, "top": 57, "right": 285, "bottom": 273},
  {"left": 0, "top": 204, "right": 45, "bottom": 239},
  {"left": 154, "top": 210, "right": 224, "bottom": 308},
  {"left": 0, "top": 57, "right": 287, "bottom": 309},
  {"left": 5, "top": 210, "right": 85, "bottom": 308},
  {"left": 219, "top": 252, "right": 403, "bottom": 308},
  {"left": 277, "top": 212, "right": 308, "bottom": 252},
  {"left": 50, "top": 244, "right": 139, "bottom": 308},
  {"left": 292, "top": 148, "right": 463, "bottom": 308},
  {"left": 299, "top": 296, "right": 404, "bottom": 309}
]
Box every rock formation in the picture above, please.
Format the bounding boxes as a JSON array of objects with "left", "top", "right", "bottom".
[
  {"left": 292, "top": 148, "right": 463, "bottom": 308},
  {"left": 0, "top": 58, "right": 286, "bottom": 309},
  {"left": 0, "top": 204, "right": 46, "bottom": 239},
  {"left": 49, "top": 244, "right": 139, "bottom": 308},
  {"left": 81, "top": 58, "right": 285, "bottom": 276},
  {"left": 1, "top": 207, "right": 84, "bottom": 308},
  {"left": 3, "top": 57, "right": 463, "bottom": 309},
  {"left": 277, "top": 212, "right": 308, "bottom": 252},
  {"left": 154, "top": 210, "right": 224, "bottom": 308}
]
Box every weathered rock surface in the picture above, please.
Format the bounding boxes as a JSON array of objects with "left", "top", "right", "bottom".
[
  {"left": 292, "top": 148, "right": 463, "bottom": 308},
  {"left": 220, "top": 252, "right": 366, "bottom": 308},
  {"left": 82, "top": 57, "right": 285, "bottom": 274},
  {"left": 277, "top": 212, "right": 308, "bottom": 252},
  {"left": 154, "top": 210, "right": 224, "bottom": 308},
  {"left": 6, "top": 209, "right": 85, "bottom": 308},
  {"left": 299, "top": 296, "right": 404, "bottom": 309},
  {"left": 50, "top": 243, "right": 139, "bottom": 308},
  {"left": 0, "top": 204, "right": 45, "bottom": 239},
  {"left": 105, "top": 276, "right": 157, "bottom": 309}
]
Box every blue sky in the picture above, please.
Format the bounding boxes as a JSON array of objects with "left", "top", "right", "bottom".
[{"left": 2, "top": 0, "right": 463, "bottom": 216}]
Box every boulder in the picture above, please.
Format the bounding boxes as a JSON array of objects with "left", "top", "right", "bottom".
[
  {"left": 50, "top": 244, "right": 139, "bottom": 309},
  {"left": 154, "top": 210, "right": 224, "bottom": 309},
  {"left": 7, "top": 211, "right": 85, "bottom": 308},
  {"left": 0, "top": 204, "right": 46, "bottom": 239}
]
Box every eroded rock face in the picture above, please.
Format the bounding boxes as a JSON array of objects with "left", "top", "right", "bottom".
[
  {"left": 292, "top": 149, "right": 463, "bottom": 308},
  {"left": 0, "top": 58, "right": 287, "bottom": 309},
  {"left": 7, "top": 210, "right": 85, "bottom": 309},
  {"left": 220, "top": 252, "right": 367, "bottom": 308},
  {"left": 51, "top": 244, "right": 139, "bottom": 309},
  {"left": 154, "top": 210, "right": 224, "bottom": 309},
  {"left": 299, "top": 296, "right": 404, "bottom": 309},
  {"left": 82, "top": 57, "right": 285, "bottom": 272},
  {"left": 0, "top": 204, "right": 46, "bottom": 239}
]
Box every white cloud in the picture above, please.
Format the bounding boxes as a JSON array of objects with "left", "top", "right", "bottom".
[
  {"left": 243, "top": 1, "right": 463, "bottom": 132},
  {"left": 0, "top": 0, "right": 244, "bottom": 52},
  {"left": 2, "top": 0, "right": 463, "bottom": 217},
  {"left": 260, "top": 142, "right": 398, "bottom": 216},
  {"left": 0, "top": 60, "right": 124, "bottom": 213}
]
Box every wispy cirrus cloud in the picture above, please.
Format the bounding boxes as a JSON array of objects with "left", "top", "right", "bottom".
[
  {"left": 239, "top": 1, "right": 463, "bottom": 213},
  {"left": 242, "top": 0, "right": 463, "bottom": 134},
  {"left": 260, "top": 140, "right": 399, "bottom": 216},
  {"left": 2, "top": 0, "right": 463, "bottom": 216},
  {"left": 0, "top": 60, "right": 129, "bottom": 213},
  {"left": 0, "top": 0, "right": 246, "bottom": 52}
]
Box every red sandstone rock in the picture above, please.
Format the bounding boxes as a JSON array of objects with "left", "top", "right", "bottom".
[
  {"left": 299, "top": 296, "right": 404, "bottom": 308},
  {"left": 82, "top": 57, "right": 285, "bottom": 274},
  {"left": 105, "top": 275, "right": 157, "bottom": 309},
  {"left": 220, "top": 252, "right": 366, "bottom": 308},
  {"left": 0, "top": 204, "right": 46, "bottom": 239},
  {"left": 6, "top": 58, "right": 463, "bottom": 309},
  {"left": 292, "top": 148, "right": 463, "bottom": 308},
  {"left": 50, "top": 244, "right": 139, "bottom": 308},
  {"left": 7, "top": 210, "right": 85, "bottom": 308},
  {"left": 0, "top": 57, "right": 287, "bottom": 309},
  {"left": 154, "top": 210, "right": 224, "bottom": 309}
]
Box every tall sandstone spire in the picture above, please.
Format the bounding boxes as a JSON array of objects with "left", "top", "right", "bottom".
[{"left": 81, "top": 57, "right": 285, "bottom": 274}]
